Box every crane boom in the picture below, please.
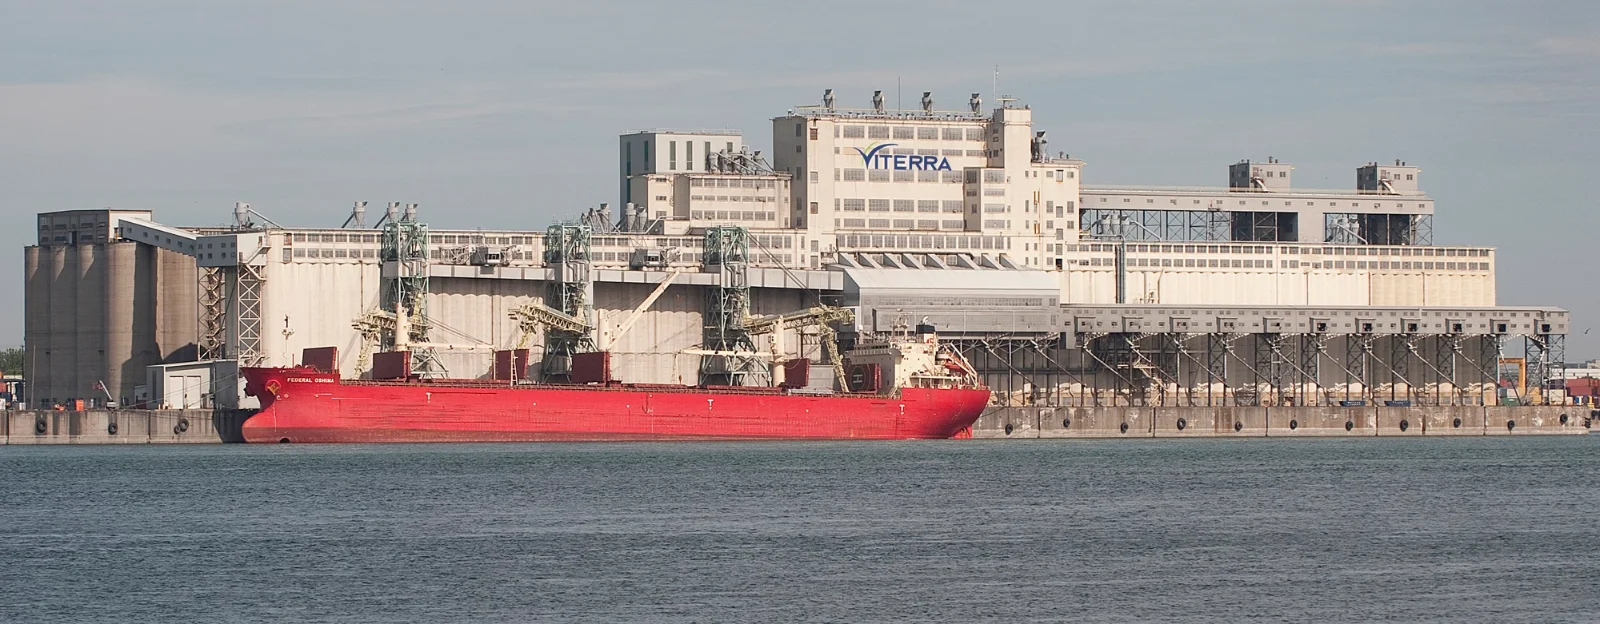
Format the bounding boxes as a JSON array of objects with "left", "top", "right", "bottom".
[
  {"left": 604, "top": 270, "right": 681, "bottom": 349},
  {"left": 741, "top": 305, "right": 855, "bottom": 391}
]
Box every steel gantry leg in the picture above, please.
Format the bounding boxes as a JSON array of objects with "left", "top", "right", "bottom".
[
  {"left": 1525, "top": 335, "right": 1550, "bottom": 405},
  {"left": 1386, "top": 335, "right": 1415, "bottom": 404},
  {"left": 1300, "top": 334, "right": 1324, "bottom": 406},
  {"left": 1525, "top": 333, "right": 1566, "bottom": 405},
  {"left": 1481, "top": 334, "right": 1504, "bottom": 406},
  {"left": 236, "top": 263, "right": 265, "bottom": 367},
  {"left": 198, "top": 267, "right": 227, "bottom": 361},
  {"left": 1345, "top": 334, "right": 1373, "bottom": 404},
  {"left": 1435, "top": 335, "right": 1460, "bottom": 405},
  {"left": 1255, "top": 333, "right": 1290, "bottom": 406},
  {"left": 1205, "top": 333, "right": 1231, "bottom": 406}
]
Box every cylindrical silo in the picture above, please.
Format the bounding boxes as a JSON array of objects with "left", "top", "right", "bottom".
[
  {"left": 46, "top": 246, "right": 77, "bottom": 405},
  {"left": 130, "top": 244, "right": 159, "bottom": 386},
  {"left": 104, "top": 243, "right": 136, "bottom": 405},
  {"left": 155, "top": 247, "right": 198, "bottom": 363},
  {"left": 23, "top": 246, "right": 50, "bottom": 406},
  {"left": 76, "top": 244, "right": 105, "bottom": 406}
]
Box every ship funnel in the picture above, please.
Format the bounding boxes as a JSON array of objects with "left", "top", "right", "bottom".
[
  {"left": 822, "top": 88, "right": 835, "bottom": 111},
  {"left": 921, "top": 91, "right": 933, "bottom": 113},
  {"left": 872, "top": 90, "right": 884, "bottom": 112}
]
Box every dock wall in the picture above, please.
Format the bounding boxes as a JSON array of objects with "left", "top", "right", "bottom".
[
  {"left": 1, "top": 409, "right": 253, "bottom": 444},
  {"left": 972, "top": 405, "right": 1591, "bottom": 438},
  {"left": 2, "top": 407, "right": 1586, "bottom": 443}
]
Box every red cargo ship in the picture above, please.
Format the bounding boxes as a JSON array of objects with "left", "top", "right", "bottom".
[{"left": 239, "top": 334, "right": 988, "bottom": 443}]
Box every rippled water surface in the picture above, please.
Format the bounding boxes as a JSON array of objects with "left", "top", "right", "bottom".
[{"left": 2, "top": 437, "right": 1597, "bottom": 623}]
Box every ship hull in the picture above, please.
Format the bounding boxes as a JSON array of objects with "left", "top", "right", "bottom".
[{"left": 240, "top": 368, "right": 989, "bottom": 443}]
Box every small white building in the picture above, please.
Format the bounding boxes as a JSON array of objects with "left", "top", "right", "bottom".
[{"left": 140, "top": 360, "right": 241, "bottom": 409}]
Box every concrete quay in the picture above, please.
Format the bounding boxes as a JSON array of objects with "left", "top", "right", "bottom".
[
  {"left": 972, "top": 405, "right": 1593, "bottom": 438},
  {"left": 1, "top": 409, "right": 253, "bottom": 444},
  {"left": 3, "top": 406, "right": 1587, "bottom": 443}
]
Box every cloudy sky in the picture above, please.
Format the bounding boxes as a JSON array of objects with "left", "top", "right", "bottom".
[{"left": 3, "top": 0, "right": 1597, "bottom": 354}]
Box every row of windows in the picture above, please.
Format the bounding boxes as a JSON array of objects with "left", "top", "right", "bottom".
[
  {"left": 1083, "top": 256, "right": 1492, "bottom": 272},
  {"left": 688, "top": 194, "right": 780, "bottom": 203},
  {"left": 838, "top": 168, "right": 965, "bottom": 184},
  {"left": 838, "top": 233, "right": 1012, "bottom": 250},
  {"left": 287, "top": 232, "right": 552, "bottom": 246},
  {"left": 688, "top": 178, "right": 781, "bottom": 189},
  {"left": 837, "top": 199, "right": 965, "bottom": 213},
  {"left": 839, "top": 219, "right": 957, "bottom": 230},
  {"left": 1070, "top": 243, "right": 1489, "bottom": 257},
  {"left": 833, "top": 147, "right": 985, "bottom": 159},
  {"left": 690, "top": 210, "right": 776, "bottom": 222},
  {"left": 838, "top": 125, "right": 984, "bottom": 141},
  {"left": 751, "top": 235, "right": 797, "bottom": 249},
  {"left": 871, "top": 296, "right": 1050, "bottom": 308},
  {"left": 662, "top": 140, "right": 736, "bottom": 172},
  {"left": 1091, "top": 196, "right": 1428, "bottom": 209},
  {"left": 41, "top": 221, "right": 110, "bottom": 230}
]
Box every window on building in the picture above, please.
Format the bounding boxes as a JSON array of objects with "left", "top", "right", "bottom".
[
  {"left": 669, "top": 141, "right": 677, "bottom": 170},
  {"left": 686, "top": 141, "right": 693, "bottom": 170}
]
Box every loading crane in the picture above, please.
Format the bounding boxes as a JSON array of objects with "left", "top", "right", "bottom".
[
  {"left": 741, "top": 305, "right": 856, "bottom": 390},
  {"left": 351, "top": 303, "right": 496, "bottom": 377},
  {"left": 508, "top": 303, "right": 594, "bottom": 350}
]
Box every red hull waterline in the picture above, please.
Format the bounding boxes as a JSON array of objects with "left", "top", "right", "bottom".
[{"left": 240, "top": 368, "right": 989, "bottom": 443}]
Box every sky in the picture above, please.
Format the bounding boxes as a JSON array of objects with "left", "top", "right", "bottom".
[{"left": 2, "top": 0, "right": 1597, "bottom": 355}]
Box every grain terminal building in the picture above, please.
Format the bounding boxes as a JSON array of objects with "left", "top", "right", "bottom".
[{"left": 21, "top": 91, "right": 1574, "bottom": 434}]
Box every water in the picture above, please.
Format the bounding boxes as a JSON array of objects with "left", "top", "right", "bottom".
[{"left": 2, "top": 438, "right": 1597, "bottom": 623}]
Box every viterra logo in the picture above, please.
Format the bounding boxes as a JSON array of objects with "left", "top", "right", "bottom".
[{"left": 853, "top": 142, "right": 954, "bottom": 171}]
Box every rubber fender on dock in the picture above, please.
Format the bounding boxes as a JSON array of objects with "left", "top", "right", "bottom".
[
  {"left": 1452, "top": 418, "right": 1462, "bottom": 429},
  {"left": 1004, "top": 423, "right": 1013, "bottom": 435},
  {"left": 1062, "top": 418, "right": 1071, "bottom": 429},
  {"left": 1559, "top": 413, "right": 1569, "bottom": 425},
  {"left": 1288, "top": 419, "right": 1298, "bottom": 430},
  {"left": 176, "top": 418, "right": 189, "bottom": 433},
  {"left": 1399, "top": 419, "right": 1410, "bottom": 432},
  {"left": 34, "top": 417, "right": 47, "bottom": 434},
  {"left": 1119, "top": 422, "right": 1129, "bottom": 434},
  {"left": 1175, "top": 417, "right": 1187, "bottom": 431},
  {"left": 1344, "top": 421, "right": 1354, "bottom": 432},
  {"left": 107, "top": 421, "right": 118, "bottom": 435},
  {"left": 1233, "top": 421, "right": 1243, "bottom": 432},
  {"left": 1507, "top": 420, "right": 1516, "bottom": 431}
]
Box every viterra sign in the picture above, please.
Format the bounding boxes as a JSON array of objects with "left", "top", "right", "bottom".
[{"left": 854, "top": 142, "right": 954, "bottom": 171}]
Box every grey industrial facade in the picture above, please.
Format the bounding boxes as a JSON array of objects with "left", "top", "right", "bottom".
[{"left": 17, "top": 92, "right": 1576, "bottom": 423}]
